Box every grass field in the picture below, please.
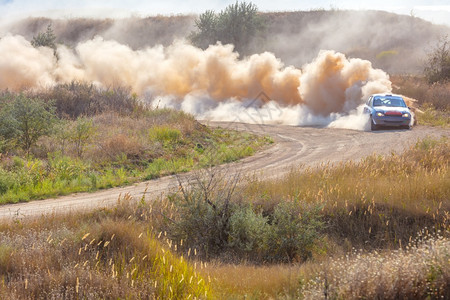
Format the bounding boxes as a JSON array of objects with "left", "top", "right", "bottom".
[
  {"left": 0, "top": 137, "right": 448, "bottom": 299},
  {"left": 0, "top": 207, "right": 213, "bottom": 299}
]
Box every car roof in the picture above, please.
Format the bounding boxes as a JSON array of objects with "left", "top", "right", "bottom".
[{"left": 371, "top": 93, "right": 404, "bottom": 99}]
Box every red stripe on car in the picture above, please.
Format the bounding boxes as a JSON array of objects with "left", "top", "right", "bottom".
[{"left": 385, "top": 111, "right": 402, "bottom": 116}]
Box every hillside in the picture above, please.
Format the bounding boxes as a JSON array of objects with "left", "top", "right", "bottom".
[
  {"left": 2, "top": 10, "right": 449, "bottom": 74},
  {"left": 263, "top": 10, "right": 450, "bottom": 74}
]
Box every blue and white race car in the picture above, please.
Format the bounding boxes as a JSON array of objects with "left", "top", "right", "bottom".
[{"left": 364, "top": 94, "right": 412, "bottom": 130}]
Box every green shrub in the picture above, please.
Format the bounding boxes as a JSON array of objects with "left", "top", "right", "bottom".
[
  {"left": 267, "top": 200, "right": 323, "bottom": 262},
  {"left": 144, "top": 158, "right": 167, "bottom": 180},
  {"left": 0, "top": 137, "right": 9, "bottom": 153},
  {"left": 0, "top": 169, "right": 14, "bottom": 195},
  {"left": 23, "top": 157, "right": 46, "bottom": 185},
  {"left": 51, "top": 119, "right": 73, "bottom": 155},
  {"left": 31, "top": 24, "right": 56, "bottom": 50},
  {"left": 424, "top": 35, "right": 450, "bottom": 84},
  {"left": 149, "top": 126, "right": 182, "bottom": 145},
  {"left": 228, "top": 205, "right": 268, "bottom": 257},
  {"left": 165, "top": 173, "right": 324, "bottom": 263},
  {"left": 0, "top": 95, "right": 56, "bottom": 155},
  {"left": 71, "top": 117, "right": 96, "bottom": 158},
  {"left": 48, "top": 154, "right": 88, "bottom": 181},
  {"left": 12, "top": 156, "right": 24, "bottom": 169},
  {"left": 169, "top": 183, "right": 232, "bottom": 257},
  {"left": 7, "top": 157, "right": 37, "bottom": 188}
]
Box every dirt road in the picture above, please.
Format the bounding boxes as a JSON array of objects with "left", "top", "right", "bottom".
[{"left": 0, "top": 123, "right": 448, "bottom": 220}]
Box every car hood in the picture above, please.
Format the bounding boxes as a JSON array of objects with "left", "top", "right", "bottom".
[{"left": 374, "top": 106, "right": 410, "bottom": 113}]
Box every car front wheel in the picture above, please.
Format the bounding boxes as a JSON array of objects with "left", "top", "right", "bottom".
[{"left": 370, "top": 117, "right": 378, "bottom": 131}]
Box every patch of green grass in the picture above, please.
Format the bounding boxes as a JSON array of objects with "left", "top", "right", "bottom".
[
  {"left": 148, "top": 125, "right": 182, "bottom": 145},
  {"left": 144, "top": 156, "right": 195, "bottom": 180}
]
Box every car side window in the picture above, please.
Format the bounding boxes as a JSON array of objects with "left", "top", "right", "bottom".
[{"left": 368, "top": 97, "right": 373, "bottom": 107}]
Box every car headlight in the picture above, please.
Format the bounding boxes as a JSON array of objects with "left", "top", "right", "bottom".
[
  {"left": 402, "top": 113, "right": 410, "bottom": 118},
  {"left": 376, "top": 112, "right": 384, "bottom": 117}
]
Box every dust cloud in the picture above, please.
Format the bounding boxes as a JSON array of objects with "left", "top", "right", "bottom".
[{"left": 0, "top": 34, "right": 393, "bottom": 130}]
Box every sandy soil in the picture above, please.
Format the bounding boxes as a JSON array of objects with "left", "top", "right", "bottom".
[{"left": 0, "top": 123, "right": 448, "bottom": 220}]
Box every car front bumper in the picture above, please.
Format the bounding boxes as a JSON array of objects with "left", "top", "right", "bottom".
[{"left": 373, "top": 116, "right": 411, "bottom": 127}]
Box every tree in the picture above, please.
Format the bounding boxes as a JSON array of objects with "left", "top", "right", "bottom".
[
  {"left": 52, "top": 120, "right": 72, "bottom": 156},
  {"left": 71, "top": 117, "right": 96, "bottom": 158},
  {"left": 31, "top": 24, "right": 57, "bottom": 51},
  {"left": 190, "top": 10, "right": 218, "bottom": 50},
  {"left": 0, "top": 95, "right": 56, "bottom": 155},
  {"left": 424, "top": 35, "right": 450, "bottom": 83},
  {"left": 190, "top": 1, "right": 265, "bottom": 55}
]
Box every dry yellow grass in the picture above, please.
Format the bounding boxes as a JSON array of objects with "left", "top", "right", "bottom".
[
  {"left": 300, "top": 233, "right": 449, "bottom": 299},
  {"left": 243, "top": 137, "right": 449, "bottom": 250},
  {"left": 201, "top": 263, "right": 318, "bottom": 299},
  {"left": 197, "top": 234, "right": 449, "bottom": 299},
  {"left": 0, "top": 199, "right": 212, "bottom": 299}
]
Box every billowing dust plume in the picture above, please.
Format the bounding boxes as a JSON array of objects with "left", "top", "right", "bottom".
[{"left": 0, "top": 34, "right": 393, "bottom": 129}]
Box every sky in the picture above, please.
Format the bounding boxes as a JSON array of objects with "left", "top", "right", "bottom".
[{"left": 0, "top": 0, "right": 449, "bottom": 26}]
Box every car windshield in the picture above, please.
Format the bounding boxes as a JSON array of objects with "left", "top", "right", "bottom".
[{"left": 373, "top": 97, "right": 406, "bottom": 108}]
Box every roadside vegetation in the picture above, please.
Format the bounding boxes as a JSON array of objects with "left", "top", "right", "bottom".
[
  {"left": 424, "top": 35, "right": 450, "bottom": 84},
  {"left": 391, "top": 35, "right": 450, "bottom": 128},
  {"left": 298, "top": 234, "right": 449, "bottom": 299},
  {"left": 1, "top": 137, "right": 448, "bottom": 298},
  {"left": 392, "top": 75, "right": 449, "bottom": 127},
  {"left": 156, "top": 137, "right": 450, "bottom": 298},
  {"left": 0, "top": 203, "right": 212, "bottom": 299},
  {"left": 0, "top": 84, "right": 269, "bottom": 204}
]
